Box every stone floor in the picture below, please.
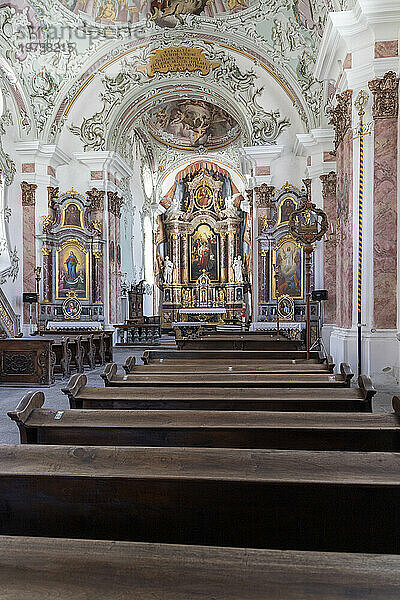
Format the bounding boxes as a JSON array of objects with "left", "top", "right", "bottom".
[{"left": 0, "top": 344, "right": 397, "bottom": 445}]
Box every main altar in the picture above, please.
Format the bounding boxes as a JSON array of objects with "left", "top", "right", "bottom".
[{"left": 156, "top": 163, "right": 251, "bottom": 329}]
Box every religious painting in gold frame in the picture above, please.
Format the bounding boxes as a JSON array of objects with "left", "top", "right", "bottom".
[
  {"left": 277, "top": 196, "right": 297, "bottom": 226},
  {"left": 56, "top": 239, "right": 89, "bottom": 301},
  {"left": 61, "top": 202, "right": 84, "bottom": 229},
  {"left": 189, "top": 223, "right": 220, "bottom": 282},
  {"left": 272, "top": 235, "right": 303, "bottom": 299},
  {"left": 277, "top": 294, "right": 295, "bottom": 321},
  {"left": 194, "top": 182, "right": 213, "bottom": 210}
]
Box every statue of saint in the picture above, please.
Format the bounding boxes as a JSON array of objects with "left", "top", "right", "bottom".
[
  {"left": 163, "top": 256, "right": 174, "bottom": 285},
  {"left": 233, "top": 256, "right": 244, "bottom": 283}
]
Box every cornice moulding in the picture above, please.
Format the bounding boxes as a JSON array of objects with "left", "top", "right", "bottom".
[
  {"left": 14, "top": 143, "right": 70, "bottom": 167},
  {"left": 240, "top": 146, "right": 284, "bottom": 166},
  {"left": 307, "top": 163, "right": 337, "bottom": 179},
  {"left": 295, "top": 129, "right": 335, "bottom": 156},
  {"left": 314, "top": 0, "right": 400, "bottom": 81},
  {"left": 74, "top": 151, "right": 133, "bottom": 179}
]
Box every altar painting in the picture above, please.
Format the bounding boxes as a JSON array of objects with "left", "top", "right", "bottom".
[
  {"left": 272, "top": 237, "right": 303, "bottom": 299},
  {"left": 61, "top": 202, "right": 84, "bottom": 229},
  {"left": 56, "top": 241, "right": 89, "bottom": 300},
  {"left": 189, "top": 224, "right": 219, "bottom": 282},
  {"left": 278, "top": 197, "right": 297, "bottom": 225}
]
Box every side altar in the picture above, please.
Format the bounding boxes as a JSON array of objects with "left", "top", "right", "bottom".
[
  {"left": 155, "top": 163, "right": 251, "bottom": 329},
  {"left": 37, "top": 189, "right": 106, "bottom": 329}
]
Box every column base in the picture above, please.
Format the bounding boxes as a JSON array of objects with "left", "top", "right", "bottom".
[{"left": 329, "top": 327, "right": 400, "bottom": 386}]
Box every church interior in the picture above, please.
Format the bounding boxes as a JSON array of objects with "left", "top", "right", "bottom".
[{"left": 0, "top": 0, "right": 399, "bottom": 597}]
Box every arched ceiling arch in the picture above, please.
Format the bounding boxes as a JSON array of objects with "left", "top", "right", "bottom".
[
  {"left": 42, "top": 33, "right": 313, "bottom": 147},
  {"left": 157, "top": 155, "right": 247, "bottom": 199}
]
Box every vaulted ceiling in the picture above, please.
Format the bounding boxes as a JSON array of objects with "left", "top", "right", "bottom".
[{"left": 0, "top": 0, "right": 355, "bottom": 182}]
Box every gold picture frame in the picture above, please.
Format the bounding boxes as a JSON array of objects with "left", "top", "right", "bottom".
[
  {"left": 277, "top": 196, "right": 297, "bottom": 226},
  {"left": 61, "top": 202, "right": 84, "bottom": 230},
  {"left": 272, "top": 235, "right": 304, "bottom": 299},
  {"left": 56, "top": 239, "right": 89, "bottom": 301}
]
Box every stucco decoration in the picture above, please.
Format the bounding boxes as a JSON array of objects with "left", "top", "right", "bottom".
[
  {"left": 70, "top": 43, "right": 290, "bottom": 154},
  {"left": 0, "top": 106, "right": 16, "bottom": 186},
  {"left": 5, "top": 0, "right": 342, "bottom": 139},
  {"left": 0, "top": 246, "right": 19, "bottom": 284}
]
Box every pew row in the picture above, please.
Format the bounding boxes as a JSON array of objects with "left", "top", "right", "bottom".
[
  {"left": 176, "top": 337, "right": 303, "bottom": 351},
  {"left": 101, "top": 362, "right": 353, "bottom": 388},
  {"left": 123, "top": 355, "right": 335, "bottom": 375},
  {"left": 1, "top": 536, "right": 399, "bottom": 600},
  {"left": 9, "top": 391, "right": 394, "bottom": 450},
  {"left": 0, "top": 444, "right": 398, "bottom": 553},
  {"left": 62, "top": 374, "right": 375, "bottom": 411},
  {"left": 142, "top": 350, "right": 324, "bottom": 364}
]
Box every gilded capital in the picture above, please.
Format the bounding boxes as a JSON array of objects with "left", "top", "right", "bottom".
[
  {"left": 327, "top": 89, "right": 353, "bottom": 150},
  {"left": 87, "top": 188, "right": 105, "bottom": 212},
  {"left": 320, "top": 172, "right": 337, "bottom": 200},
  {"left": 21, "top": 182, "right": 37, "bottom": 206},
  {"left": 108, "top": 191, "right": 123, "bottom": 218},
  {"left": 254, "top": 184, "right": 275, "bottom": 208},
  {"left": 47, "top": 186, "right": 59, "bottom": 209},
  {"left": 368, "top": 71, "right": 399, "bottom": 119}
]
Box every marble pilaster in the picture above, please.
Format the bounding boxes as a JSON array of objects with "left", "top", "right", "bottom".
[
  {"left": 369, "top": 72, "right": 399, "bottom": 329},
  {"left": 21, "top": 182, "right": 37, "bottom": 324},
  {"left": 320, "top": 172, "right": 337, "bottom": 324}
]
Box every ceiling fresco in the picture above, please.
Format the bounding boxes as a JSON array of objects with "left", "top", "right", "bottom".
[
  {"left": 57, "top": 0, "right": 250, "bottom": 27},
  {"left": 145, "top": 99, "right": 241, "bottom": 150}
]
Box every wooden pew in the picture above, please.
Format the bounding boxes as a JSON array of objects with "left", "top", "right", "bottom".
[
  {"left": 177, "top": 336, "right": 303, "bottom": 351},
  {"left": 0, "top": 444, "right": 398, "bottom": 553},
  {"left": 9, "top": 391, "right": 394, "bottom": 450},
  {"left": 1, "top": 536, "right": 399, "bottom": 600},
  {"left": 123, "top": 355, "right": 335, "bottom": 375},
  {"left": 142, "top": 349, "right": 324, "bottom": 364},
  {"left": 0, "top": 338, "right": 55, "bottom": 386},
  {"left": 101, "top": 362, "right": 353, "bottom": 388},
  {"left": 62, "top": 373, "right": 374, "bottom": 411}
]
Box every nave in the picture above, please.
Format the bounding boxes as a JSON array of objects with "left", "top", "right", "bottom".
[{"left": 0, "top": 0, "right": 400, "bottom": 595}]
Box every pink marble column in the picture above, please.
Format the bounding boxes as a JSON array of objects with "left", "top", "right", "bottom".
[
  {"left": 258, "top": 246, "right": 268, "bottom": 304},
  {"left": 87, "top": 188, "right": 105, "bottom": 307},
  {"left": 93, "top": 252, "right": 103, "bottom": 303},
  {"left": 41, "top": 248, "right": 52, "bottom": 303},
  {"left": 320, "top": 172, "right": 337, "bottom": 323},
  {"left": 220, "top": 233, "right": 227, "bottom": 283},
  {"left": 328, "top": 90, "right": 353, "bottom": 329},
  {"left": 21, "top": 182, "right": 37, "bottom": 324},
  {"left": 227, "top": 230, "right": 235, "bottom": 283},
  {"left": 107, "top": 191, "right": 117, "bottom": 324},
  {"left": 181, "top": 234, "right": 188, "bottom": 284},
  {"left": 114, "top": 206, "right": 121, "bottom": 323},
  {"left": 369, "top": 72, "right": 399, "bottom": 329},
  {"left": 171, "top": 232, "right": 181, "bottom": 284}
]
